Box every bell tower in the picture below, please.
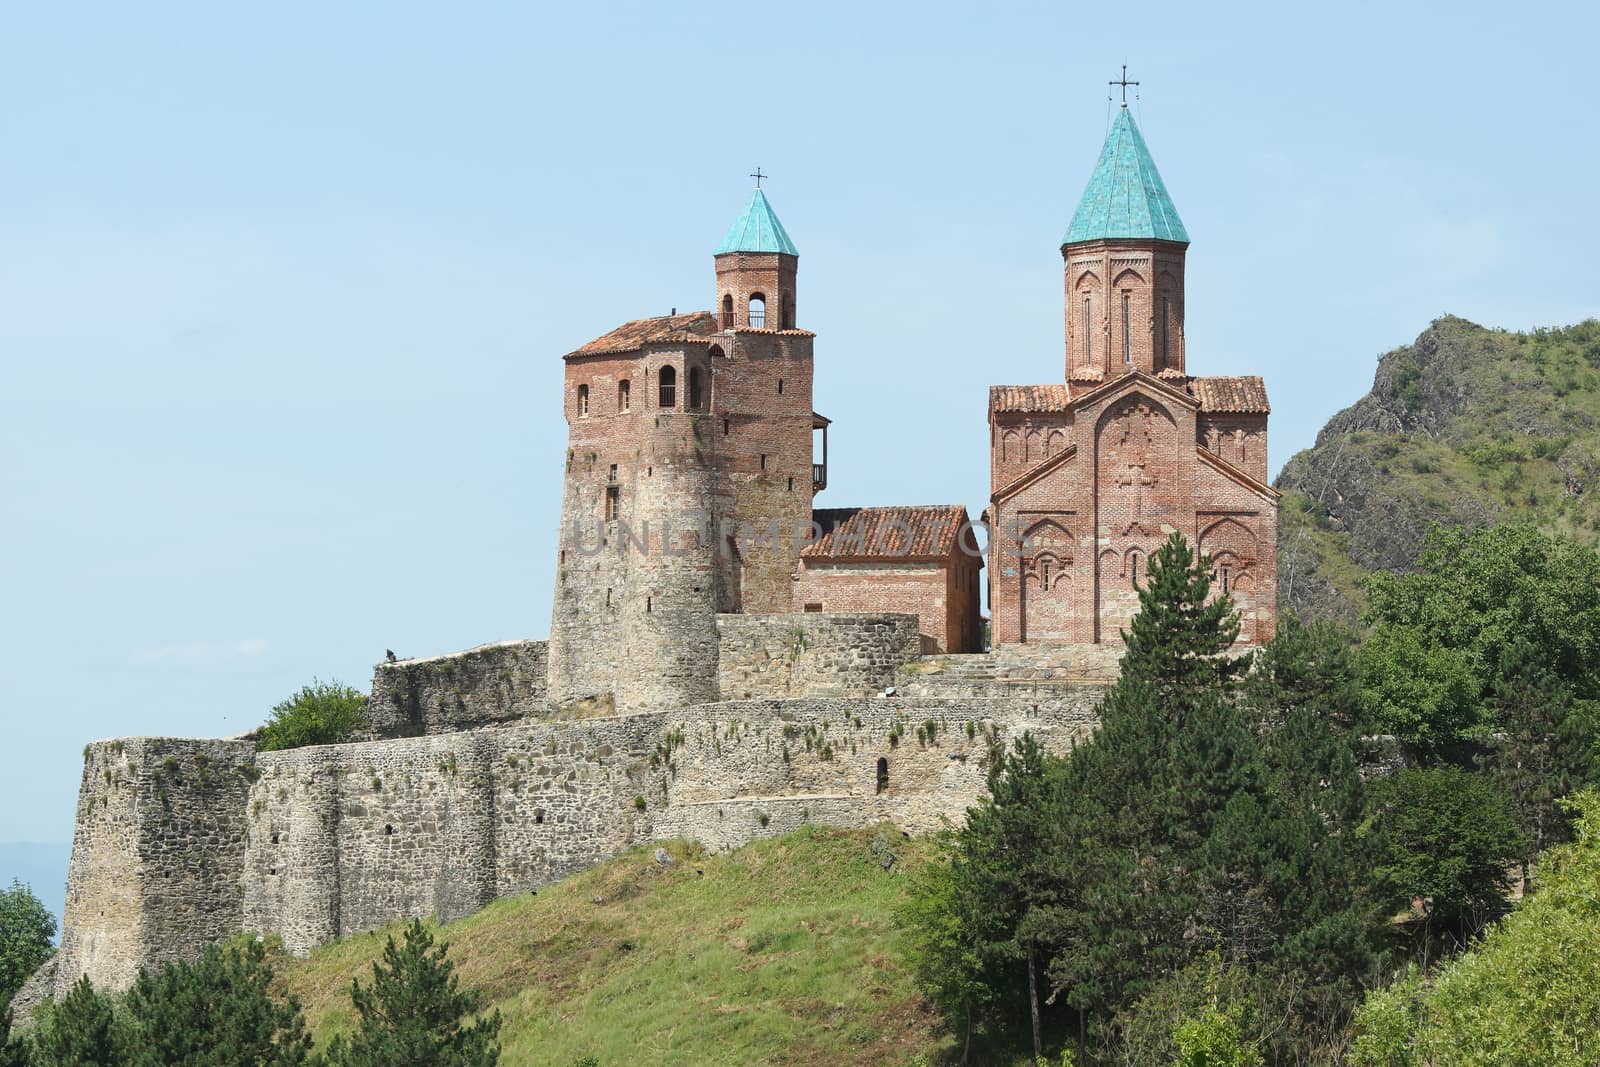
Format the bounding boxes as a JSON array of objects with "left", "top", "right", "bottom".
[
  {"left": 1061, "top": 103, "right": 1189, "bottom": 382},
  {"left": 714, "top": 173, "right": 799, "bottom": 330}
]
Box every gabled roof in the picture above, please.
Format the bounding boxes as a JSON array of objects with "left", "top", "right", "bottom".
[
  {"left": 1064, "top": 106, "right": 1189, "bottom": 246},
  {"left": 803, "top": 505, "right": 976, "bottom": 563},
  {"left": 567, "top": 311, "right": 717, "bottom": 358},
  {"left": 715, "top": 189, "right": 799, "bottom": 256},
  {"left": 990, "top": 384, "right": 1072, "bottom": 414},
  {"left": 1190, "top": 376, "right": 1270, "bottom": 414}
]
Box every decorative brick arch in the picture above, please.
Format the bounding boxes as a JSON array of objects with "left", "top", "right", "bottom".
[
  {"left": 1075, "top": 269, "right": 1101, "bottom": 292},
  {"left": 1019, "top": 518, "right": 1075, "bottom": 642},
  {"left": 1112, "top": 268, "right": 1145, "bottom": 289}
]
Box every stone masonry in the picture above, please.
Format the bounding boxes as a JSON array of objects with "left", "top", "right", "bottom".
[{"left": 31, "top": 108, "right": 1279, "bottom": 1012}]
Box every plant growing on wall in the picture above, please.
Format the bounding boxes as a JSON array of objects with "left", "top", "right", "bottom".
[{"left": 256, "top": 680, "right": 368, "bottom": 752}]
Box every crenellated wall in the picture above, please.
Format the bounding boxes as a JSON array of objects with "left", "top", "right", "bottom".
[{"left": 366, "top": 640, "right": 550, "bottom": 738}]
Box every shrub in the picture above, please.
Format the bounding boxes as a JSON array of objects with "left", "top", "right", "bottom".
[
  {"left": 0, "top": 880, "right": 56, "bottom": 1010},
  {"left": 256, "top": 680, "right": 368, "bottom": 752}
]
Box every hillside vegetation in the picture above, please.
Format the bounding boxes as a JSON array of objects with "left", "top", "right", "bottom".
[
  {"left": 278, "top": 827, "right": 948, "bottom": 1067},
  {"left": 1277, "top": 315, "right": 1600, "bottom": 621}
]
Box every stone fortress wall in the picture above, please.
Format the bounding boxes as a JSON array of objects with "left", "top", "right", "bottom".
[{"left": 29, "top": 613, "right": 1114, "bottom": 1011}]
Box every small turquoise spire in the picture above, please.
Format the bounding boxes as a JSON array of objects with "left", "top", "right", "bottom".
[
  {"left": 715, "top": 189, "right": 799, "bottom": 256},
  {"left": 1063, "top": 105, "right": 1188, "bottom": 246}
]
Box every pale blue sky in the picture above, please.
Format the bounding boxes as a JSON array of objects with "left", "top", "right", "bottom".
[{"left": 2, "top": 1, "right": 1597, "bottom": 851}]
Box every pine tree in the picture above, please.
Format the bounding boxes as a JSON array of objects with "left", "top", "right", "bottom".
[
  {"left": 0, "top": 1003, "right": 28, "bottom": 1067},
  {"left": 323, "top": 920, "right": 501, "bottom": 1067},
  {"left": 1044, "top": 533, "right": 1260, "bottom": 1038},
  {"left": 120, "top": 940, "right": 311, "bottom": 1067},
  {"left": 29, "top": 975, "right": 119, "bottom": 1067}
]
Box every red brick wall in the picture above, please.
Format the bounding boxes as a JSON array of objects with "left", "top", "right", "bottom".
[
  {"left": 794, "top": 558, "right": 980, "bottom": 653},
  {"left": 1062, "top": 239, "right": 1188, "bottom": 379},
  {"left": 988, "top": 373, "right": 1277, "bottom": 648}
]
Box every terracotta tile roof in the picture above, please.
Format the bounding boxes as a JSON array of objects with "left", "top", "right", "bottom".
[
  {"left": 989, "top": 385, "right": 1071, "bottom": 413},
  {"left": 567, "top": 311, "right": 718, "bottom": 358},
  {"left": 1189, "top": 375, "right": 1270, "bottom": 414},
  {"left": 802, "top": 505, "right": 975, "bottom": 562},
  {"left": 729, "top": 326, "right": 818, "bottom": 337}
]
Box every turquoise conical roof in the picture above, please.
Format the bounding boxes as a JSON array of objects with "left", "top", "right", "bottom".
[
  {"left": 715, "top": 189, "right": 798, "bottom": 256},
  {"left": 1063, "top": 105, "right": 1188, "bottom": 246}
]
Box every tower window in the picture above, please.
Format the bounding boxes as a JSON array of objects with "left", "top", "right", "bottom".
[
  {"left": 777, "top": 378, "right": 784, "bottom": 395},
  {"left": 1220, "top": 565, "right": 1232, "bottom": 595},
  {"left": 618, "top": 379, "right": 630, "bottom": 412},
  {"left": 1122, "top": 293, "right": 1132, "bottom": 364},
  {"left": 723, "top": 418, "right": 730, "bottom": 436},
  {"left": 1130, "top": 552, "right": 1141, "bottom": 587},
  {"left": 1084, "top": 295, "right": 1093, "bottom": 363},
  {"left": 578, "top": 384, "right": 590, "bottom": 417},
  {"left": 608, "top": 463, "right": 618, "bottom": 482},
  {"left": 1160, "top": 297, "right": 1170, "bottom": 368},
  {"left": 688, "top": 366, "right": 704, "bottom": 410},
  {"left": 787, "top": 476, "right": 794, "bottom": 491},
  {"left": 605, "top": 486, "right": 620, "bottom": 521},
  {"left": 748, "top": 293, "right": 766, "bottom": 329},
  {"left": 876, "top": 757, "right": 889, "bottom": 794},
  {"left": 658, "top": 365, "right": 677, "bottom": 408},
  {"left": 721, "top": 293, "right": 734, "bottom": 329}
]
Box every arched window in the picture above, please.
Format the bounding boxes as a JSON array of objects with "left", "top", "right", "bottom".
[
  {"left": 1084, "top": 294, "right": 1093, "bottom": 363},
  {"left": 617, "top": 379, "right": 630, "bottom": 413},
  {"left": 1129, "top": 550, "right": 1142, "bottom": 587},
  {"left": 658, "top": 366, "right": 677, "bottom": 408},
  {"left": 1122, "top": 293, "right": 1132, "bottom": 363},
  {"left": 1159, "top": 296, "right": 1170, "bottom": 368},
  {"left": 876, "top": 757, "right": 889, "bottom": 794},
  {"left": 721, "top": 293, "right": 734, "bottom": 329},
  {"left": 577, "top": 384, "right": 590, "bottom": 417},
  {"left": 748, "top": 293, "right": 766, "bottom": 328},
  {"left": 687, "top": 366, "right": 704, "bottom": 410}
]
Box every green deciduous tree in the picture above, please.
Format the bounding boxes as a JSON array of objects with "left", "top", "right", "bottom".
[
  {"left": 0, "top": 880, "right": 56, "bottom": 1012},
  {"left": 1360, "top": 523, "right": 1600, "bottom": 751},
  {"left": 323, "top": 920, "right": 501, "bottom": 1067},
  {"left": 1483, "top": 637, "right": 1600, "bottom": 876},
  {"left": 1350, "top": 792, "right": 1600, "bottom": 1066},
  {"left": 29, "top": 975, "right": 120, "bottom": 1067},
  {"left": 256, "top": 680, "right": 368, "bottom": 752},
  {"left": 120, "top": 940, "right": 311, "bottom": 1066},
  {"left": 1365, "top": 767, "right": 1525, "bottom": 946}
]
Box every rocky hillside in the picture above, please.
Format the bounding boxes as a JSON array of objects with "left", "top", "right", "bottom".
[{"left": 1276, "top": 315, "right": 1600, "bottom": 623}]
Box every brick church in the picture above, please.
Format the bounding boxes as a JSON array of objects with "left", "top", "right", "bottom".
[
  {"left": 986, "top": 102, "right": 1278, "bottom": 646},
  {"left": 550, "top": 100, "right": 1275, "bottom": 711}
]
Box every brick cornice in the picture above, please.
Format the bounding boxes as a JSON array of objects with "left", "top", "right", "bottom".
[
  {"left": 1196, "top": 446, "right": 1281, "bottom": 501},
  {"left": 991, "top": 444, "right": 1078, "bottom": 505}
]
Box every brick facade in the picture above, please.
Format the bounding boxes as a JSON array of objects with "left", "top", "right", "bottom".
[
  {"left": 795, "top": 506, "right": 983, "bottom": 653},
  {"left": 988, "top": 111, "right": 1278, "bottom": 648}
]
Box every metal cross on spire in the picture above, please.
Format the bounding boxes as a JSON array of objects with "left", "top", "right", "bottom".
[
  {"left": 1109, "top": 64, "right": 1139, "bottom": 104},
  {"left": 749, "top": 167, "right": 767, "bottom": 189}
]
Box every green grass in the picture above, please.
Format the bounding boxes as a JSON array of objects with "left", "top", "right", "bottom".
[{"left": 280, "top": 826, "right": 951, "bottom": 1066}]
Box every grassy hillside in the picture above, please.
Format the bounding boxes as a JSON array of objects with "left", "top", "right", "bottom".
[
  {"left": 1276, "top": 315, "right": 1600, "bottom": 622},
  {"left": 279, "top": 826, "right": 951, "bottom": 1067}
]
